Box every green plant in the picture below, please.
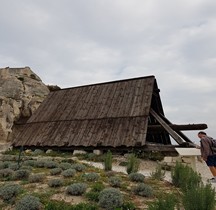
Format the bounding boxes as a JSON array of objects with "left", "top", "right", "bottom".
[
  {"left": 84, "top": 173, "right": 100, "bottom": 182},
  {"left": 33, "top": 149, "right": 44, "bottom": 155},
  {"left": 126, "top": 153, "right": 140, "bottom": 174},
  {"left": 0, "top": 161, "right": 10, "bottom": 169},
  {"left": 147, "top": 193, "right": 177, "bottom": 210},
  {"left": 71, "top": 163, "right": 86, "bottom": 172},
  {"left": 48, "top": 179, "right": 63, "bottom": 188},
  {"left": 50, "top": 168, "right": 62, "bottom": 175},
  {"left": 120, "top": 201, "right": 136, "bottom": 210},
  {"left": 34, "top": 160, "right": 45, "bottom": 168},
  {"left": 104, "top": 150, "right": 112, "bottom": 171},
  {"left": 182, "top": 183, "right": 216, "bottom": 210},
  {"left": 15, "top": 195, "right": 42, "bottom": 210},
  {"left": 13, "top": 169, "right": 30, "bottom": 180},
  {"left": 45, "top": 200, "right": 98, "bottom": 210},
  {"left": 91, "top": 182, "right": 105, "bottom": 192},
  {"left": 23, "top": 160, "right": 36, "bottom": 167},
  {"left": 72, "top": 202, "right": 98, "bottom": 210},
  {"left": 62, "top": 169, "right": 76, "bottom": 177},
  {"left": 85, "top": 181, "right": 105, "bottom": 202},
  {"left": 98, "top": 188, "right": 123, "bottom": 210},
  {"left": 128, "top": 172, "right": 145, "bottom": 182},
  {"left": 0, "top": 168, "right": 14, "bottom": 179},
  {"left": 66, "top": 183, "right": 87, "bottom": 195},
  {"left": 29, "top": 173, "right": 44, "bottom": 183},
  {"left": 0, "top": 183, "right": 22, "bottom": 203},
  {"left": 171, "top": 162, "right": 202, "bottom": 192},
  {"left": 108, "top": 176, "right": 122, "bottom": 187},
  {"left": 85, "top": 191, "right": 100, "bottom": 202},
  {"left": 150, "top": 164, "right": 166, "bottom": 180},
  {"left": 8, "top": 163, "right": 19, "bottom": 171},
  {"left": 59, "top": 162, "right": 72, "bottom": 170},
  {"left": 133, "top": 183, "right": 153, "bottom": 197},
  {"left": 44, "top": 160, "right": 59, "bottom": 168}
]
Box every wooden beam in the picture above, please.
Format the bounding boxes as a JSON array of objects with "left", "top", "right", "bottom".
[
  {"left": 154, "top": 112, "right": 196, "bottom": 143},
  {"left": 148, "top": 123, "right": 207, "bottom": 131},
  {"left": 150, "top": 109, "right": 184, "bottom": 145}
]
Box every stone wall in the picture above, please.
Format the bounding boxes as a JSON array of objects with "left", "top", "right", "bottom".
[{"left": 0, "top": 67, "right": 50, "bottom": 142}]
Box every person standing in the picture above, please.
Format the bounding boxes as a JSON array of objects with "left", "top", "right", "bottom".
[{"left": 198, "top": 131, "right": 216, "bottom": 182}]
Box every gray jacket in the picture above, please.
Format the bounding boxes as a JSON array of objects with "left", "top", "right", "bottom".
[{"left": 200, "top": 136, "right": 215, "bottom": 160}]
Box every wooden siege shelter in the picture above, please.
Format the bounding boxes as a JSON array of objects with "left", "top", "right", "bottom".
[{"left": 12, "top": 76, "right": 207, "bottom": 152}]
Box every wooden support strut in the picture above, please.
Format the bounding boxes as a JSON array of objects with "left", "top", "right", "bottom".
[
  {"left": 148, "top": 123, "right": 207, "bottom": 131},
  {"left": 150, "top": 109, "right": 184, "bottom": 145}
]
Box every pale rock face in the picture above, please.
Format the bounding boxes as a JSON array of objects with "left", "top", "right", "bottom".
[{"left": 0, "top": 67, "right": 50, "bottom": 142}]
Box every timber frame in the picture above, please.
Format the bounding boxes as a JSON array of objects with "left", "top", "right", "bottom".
[{"left": 11, "top": 76, "right": 207, "bottom": 152}]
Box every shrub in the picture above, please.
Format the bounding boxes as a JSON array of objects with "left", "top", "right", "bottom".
[
  {"left": 182, "top": 183, "right": 216, "bottom": 210},
  {"left": 15, "top": 195, "right": 42, "bottom": 210},
  {"left": 8, "top": 163, "right": 19, "bottom": 171},
  {"left": 0, "top": 183, "right": 22, "bottom": 202},
  {"left": 45, "top": 200, "right": 71, "bottom": 210},
  {"left": 150, "top": 165, "right": 166, "bottom": 180},
  {"left": 0, "top": 161, "right": 10, "bottom": 169},
  {"left": 71, "top": 163, "right": 86, "bottom": 172},
  {"left": 71, "top": 202, "right": 98, "bottom": 210},
  {"left": 104, "top": 150, "right": 112, "bottom": 171},
  {"left": 0, "top": 168, "right": 14, "bottom": 179},
  {"left": 129, "top": 172, "right": 145, "bottom": 182},
  {"left": 45, "top": 200, "right": 98, "bottom": 210},
  {"left": 23, "top": 160, "right": 36, "bottom": 167},
  {"left": 44, "top": 160, "right": 59, "bottom": 168},
  {"left": 84, "top": 173, "right": 100, "bottom": 182},
  {"left": 147, "top": 194, "right": 177, "bottom": 210},
  {"left": 98, "top": 188, "right": 123, "bottom": 210},
  {"left": 62, "top": 169, "right": 76, "bottom": 178},
  {"left": 85, "top": 191, "right": 100, "bottom": 202},
  {"left": 29, "top": 173, "right": 44, "bottom": 183},
  {"left": 66, "top": 183, "right": 87, "bottom": 195},
  {"left": 50, "top": 168, "right": 62, "bottom": 176},
  {"left": 20, "top": 165, "right": 33, "bottom": 171},
  {"left": 34, "top": 160, "right": 45, "bottom": 168},
  {"left": 91, "top": 182, "right": 105, "bottom": 192},
  {"left": 105, "top": 171, "right": 116, "bottom": 177},
  {"left": 126, "top": 153, "right": 140, "bottom": 174},
  {"left": 13, "top": 169, "right": 30, "bottom": 180},
  {"left": 48, "top": 179, "right": 63, "bottom": 188},
  {"left": 108, "top": 176, "right": 122, "bottom": 187},
  {"left": 121, "top": 201, "right": 136, "bottom": 210},
  {"left": 85, "top": 181, "right": 105, "bottom": 202},
  {"left": 133, "top": 183, "right": 153, "bottom": 197},
  {"left": 171, "top": 162, "right": 202, "bottom": 192},
  {"left": 59, "top": 162, "right": 72, "bottom": 170},
  {"left": 33, "top": 149, "right": 44, "bottom": 155}
]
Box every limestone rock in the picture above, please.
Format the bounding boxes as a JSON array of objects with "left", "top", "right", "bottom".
[{"left": 0, "top": 67, "right": 50, "bottom": 142}]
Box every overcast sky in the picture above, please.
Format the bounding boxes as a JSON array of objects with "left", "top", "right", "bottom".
[{"left": 0, "top": 0, "right": 216, "bottom": 143}]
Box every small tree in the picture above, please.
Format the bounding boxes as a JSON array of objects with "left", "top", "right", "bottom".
[
  {"left": 171, "top": 162, "right": 202, "bottom": 192},
  {"left": 182, "top": 183, "right": 216, "bottom": 210},
  {"left": 104, "top": 150, "right": 112, "bottom": 171},
  {"left": 126, "top": 153, "right": 140, "bottom": 174}
]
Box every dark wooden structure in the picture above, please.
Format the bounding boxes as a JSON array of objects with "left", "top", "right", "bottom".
[{"left": 12, "top": 76, "right": 207, "bottom": 151}]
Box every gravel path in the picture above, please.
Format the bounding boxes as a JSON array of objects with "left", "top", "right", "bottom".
[{"left": 81, "top": 157, "right": 216, "bottom": 188}]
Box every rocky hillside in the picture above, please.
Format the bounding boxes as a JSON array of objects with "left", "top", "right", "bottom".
[{"left": 0, "top": 67, "right": 50, "bottom": 143}]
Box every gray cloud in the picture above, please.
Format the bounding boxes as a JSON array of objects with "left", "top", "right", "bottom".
[{"left": 0, "top": 0, "right": 215, "bottom": 142}]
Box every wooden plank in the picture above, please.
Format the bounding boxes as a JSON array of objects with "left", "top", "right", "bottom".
[
  {"left": 148, "top": 123, "right": 208, "bottom": 131},
  {"left": 150, "top": 109, "right": 184, "bottom": 145}
]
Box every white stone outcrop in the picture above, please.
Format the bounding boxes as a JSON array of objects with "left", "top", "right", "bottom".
[{"left": 0, "top": 67, "right": 50, "bottom": 142}]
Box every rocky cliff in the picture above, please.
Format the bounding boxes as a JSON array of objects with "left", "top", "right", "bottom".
[{"left": 0, "top": 67, "right": 50, "bottom": 143}]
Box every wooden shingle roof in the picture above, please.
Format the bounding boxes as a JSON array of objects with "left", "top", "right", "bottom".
[{"left": 12, "top": 76, "right": 172, "bottom": 149}]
